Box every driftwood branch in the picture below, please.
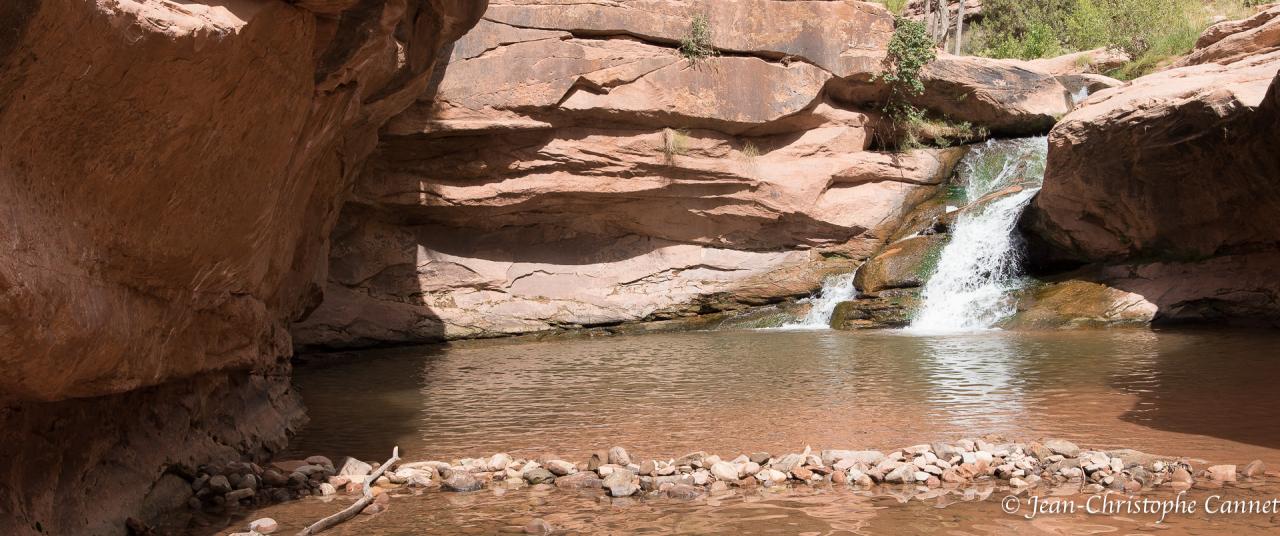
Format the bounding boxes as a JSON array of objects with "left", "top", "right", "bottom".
[{"left": 296, "top": 446, "right": 401, "bottom": 536}]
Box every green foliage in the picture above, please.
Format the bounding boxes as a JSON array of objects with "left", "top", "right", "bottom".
[
  {"left": 983, "top": 21, "right": 1064, "bottom": 59},
  {"left": 875, "top": 18, "right": 940, "bottom": 150},
  {"left": 878, "top": 17, "right": 937, "bottom": 98},
  {"left": 679, "top": 14, "right": 717, "bottom": 61},
  {"left": 876, "top": 0, "right": 909, "bottom": 13},
  {"left": 974, "top": 0, "right": 1257, "bottom": 76}
]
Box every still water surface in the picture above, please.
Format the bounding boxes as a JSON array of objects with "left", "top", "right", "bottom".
[
  {"left": 232, "top": 327, "right": 1280, "bottom": 535},
  {"left": 286, "top": 328, "right": 1280, "bottom": 465}
]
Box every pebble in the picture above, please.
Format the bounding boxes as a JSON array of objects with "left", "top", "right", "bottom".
[
  {"left": 603, "top": 469, "right": 638, "bottom": 497},
  {"left": 710, "top": 462, "right": 739, "bottom": 482},
  {"left": 666, "top": 483, "right": 701, "bottom": 500},
  {"left": 207, "top": 475, "right": 232, "bottom": 494},
  {"left": 225, "top": 488, "right": 254, "bottom": 502},
  {"left": 608, "top": 447, "right": 632, "bottom": 467},
  {"left": 554, "top": 472, "right": 602, "bottom": 490},
  {"left": 249, "top": 518, "right": 278, "bottom": 534},
  {"left": 338, "top": 458, "right": 372, "bottom": 478},
  {"left": 523, "top": 468, "right": 556, "bottom": 485},
  {"left": 444, "top": 472, "right": 483, "bottom": 492},
  {"left": 1244, "top": 460, "right": 1267, "bottom": 478},
  {"left": 546, "top": 460, "right": 577, "bottom": 476},
  {"left": 1208, "top": 465, "right": 1237, "bottom": 482},
  {"left": 489, "top": 453, "right": 513, "bottom": 472},
  {"left": 524, "top": 518, "right": 553, "bottom": 535}
]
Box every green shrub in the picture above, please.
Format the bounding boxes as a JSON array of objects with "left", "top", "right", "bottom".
[
  {"left": 876, "top": 0, "right": 909, "bottom": 13},
  {"left": 877, "top": 17, "right": 936, "bottom": 98},
  {"left": 975, "top": 0, "right": 1256, "bottom": 76},
  {"left": 679, "top": 14, "right": 717, "bottom": 61},
  {"left": 874, "top": 18, "right": 939, "bottom": 150}
]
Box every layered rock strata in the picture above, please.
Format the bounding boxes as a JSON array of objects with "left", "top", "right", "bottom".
[
  {"left": 295, "top": 0, "right": 1073, "bottom": 348},
  {"left": 0, "top": 0, "right": 484, "bottom": 533}
]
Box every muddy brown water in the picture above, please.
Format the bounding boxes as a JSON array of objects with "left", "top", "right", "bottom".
[{"left": 200, "top": 327, "right": 1280, "bottom": 534}]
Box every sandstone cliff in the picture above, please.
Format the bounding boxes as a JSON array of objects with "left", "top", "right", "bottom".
[
  {"left": 293, "top": 0, "right": 1073, "bottom": 348},
  {"left": 1022, "top": 13, "right": 1280, "bottom": 326},
  {"left": 0, "top": 1, "right": 484, "bottom": 533}
]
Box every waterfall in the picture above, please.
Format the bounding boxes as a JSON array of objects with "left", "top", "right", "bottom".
[
  {"left": 1070, "top": 86, "right": 1090, "bottom": 106},
  {"left": 778, "top": 272, "right": 857, "bottom": 329},
  {"left": 907, "top": 138, "right": 1048, "bottom": 332}
]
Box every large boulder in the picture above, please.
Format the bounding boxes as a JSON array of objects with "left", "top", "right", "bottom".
[
  {"left": 1178, "top": 4, "right": 1280, "bottom": 66},
  {"left": 830, "top": 54, "right": 1074, "bottom": 135},
  {"left": 1025, "top": 52, "right": 1280, "bottom": 263},
  {"left": 1022, "top": 34, "right": 1280, "bottom": 325},
  {"left": 853, "top": 235, "right": 947, "bottom": 294},
  {"left": 1002, "top": 280, "right": 1158, "bottom": 329},
  {"left": 830, "top": 292, "right": 920, "bottom": 330}
]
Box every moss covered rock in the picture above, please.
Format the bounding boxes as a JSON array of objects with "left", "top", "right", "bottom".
[
  {"left": 830, "top": 292, "right": 921, "bottom": 329},
  {"left": 1002, "top": 280, "right": 1157, "bottom": 329},
  {"left": 853, "top": 235, "right": 947, "bottom": 294}
]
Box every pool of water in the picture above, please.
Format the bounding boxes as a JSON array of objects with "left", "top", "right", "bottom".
[
  {"left": 284, "top": 327, "right": 1280, "bottom": 465},
  {"left": 224, "top": 327, "right": 1280, "bottom": 536}
]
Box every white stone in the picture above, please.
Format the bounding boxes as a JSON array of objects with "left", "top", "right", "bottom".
[
  {"left": 710, "top": 462, "right": 739, "bottom": 482},
  {"left": 488, "top": 453, "right": 513, "bottom": 472}
]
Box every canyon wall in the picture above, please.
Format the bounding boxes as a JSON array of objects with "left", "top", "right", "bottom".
[
  {"left": 1022, "top": 5, "right": 1280, "bottom": 326},
  {"left": 294, "top": 0, "right": 1073, "bottom": 348},
  {"left": 0, "top": 1, "right": 484, "bottom": 533}
]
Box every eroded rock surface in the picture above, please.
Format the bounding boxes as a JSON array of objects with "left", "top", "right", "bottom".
[
  {"left": 297, "top": 1, "right": 1073, "bottom": 347},
  {"left": 0, "top": 0, "right": 484, "bottom": 533},
  {"left": 1178, "top": 4, "right": 1280, "bottom": 67},
  {"left": 1022, "top": 18, "right": 1280, "bottom": 325}
]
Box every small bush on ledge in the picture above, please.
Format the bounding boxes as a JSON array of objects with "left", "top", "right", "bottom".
[
  {"left": 874, "top": 17, "right": 940, "bottom": 151},
  {"left": 680, "top": 14, "right": 717, "bottom": 61}
]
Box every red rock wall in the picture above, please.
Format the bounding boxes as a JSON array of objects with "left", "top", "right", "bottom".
[
  {"left": 293, "top": 0, "right": 1072, "bottom": 348},
  {"left": 0, "top": 0, "right": 484, "bottom": 532}
]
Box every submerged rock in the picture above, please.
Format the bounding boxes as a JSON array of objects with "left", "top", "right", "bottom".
[{"left": 444, "top": 472, "right": 483, "bottom": 493}]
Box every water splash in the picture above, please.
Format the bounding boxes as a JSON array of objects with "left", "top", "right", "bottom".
[
  {"left": 1070, "top": 85, "right": 1090, "bottom": 106},
  {"left": 778, "top": 272, "right": 857, "bottom": 329},
  {"left": 907, "top": 138, "right": 1048, "bottom": 333}
]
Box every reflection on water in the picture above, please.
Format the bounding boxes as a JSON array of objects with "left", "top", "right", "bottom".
[
  {"left": 287, "top": 328, "right": 1280, "bottom": 465},
  {"left": 243, "top": 328, "right": 1280, "bottom": 536}
]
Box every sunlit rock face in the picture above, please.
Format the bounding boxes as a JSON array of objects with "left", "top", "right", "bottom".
[
  {"left": 0, "top": 0, "right": 484, "bottom": 533},
  {"left": 294, "top": 0, "right": 1081, "bottom": 347},
  {"left": 1022, "top": 17, "right": 1280, "bottom": 325}
]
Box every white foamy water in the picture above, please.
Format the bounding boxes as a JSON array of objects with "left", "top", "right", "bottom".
[
  {"left": 778, "top": 272, "right": 857, "bottom": 329},
  {"left": 907, "top": 138, "right": 1048, "bottom": 333},
  {"left": 1070, "top": 86, "right": 1090, "bottom": 106}
]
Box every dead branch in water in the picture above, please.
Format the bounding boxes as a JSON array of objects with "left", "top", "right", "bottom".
[{"left": 296, "top": 446, "right": 400, "bottom": 536}]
